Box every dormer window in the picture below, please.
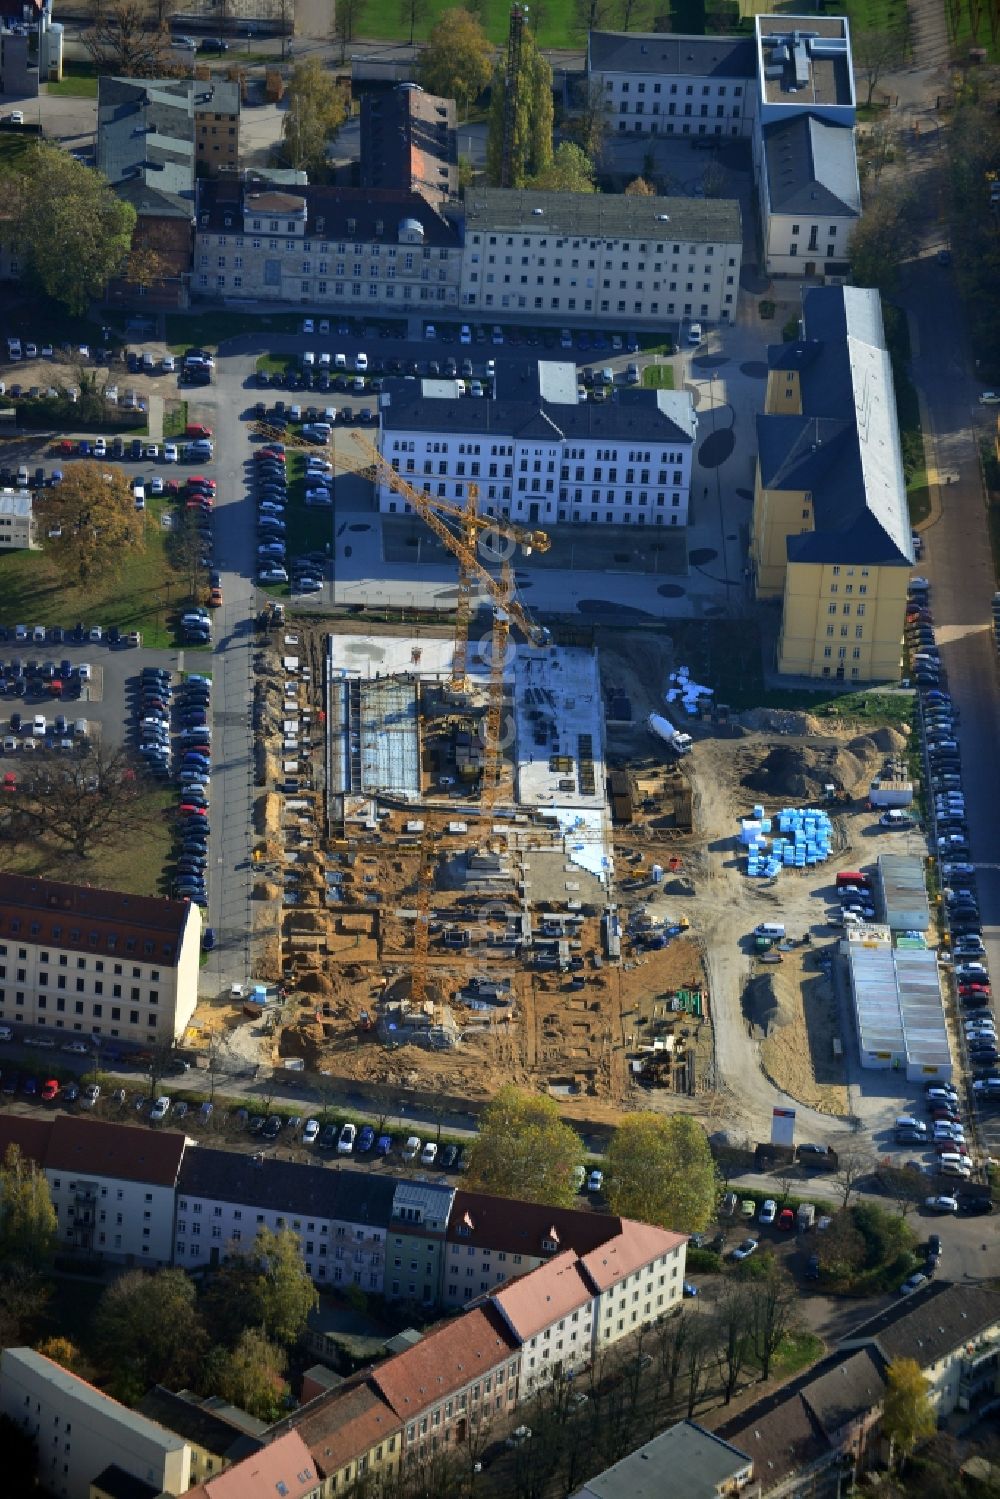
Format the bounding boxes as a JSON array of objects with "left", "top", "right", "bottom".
[
  {"left": 347, "top": 218, "right": 356, "bottom": 235},
  {"left": 542, "top": 1236, "right": 559, "bottom": 1252}
]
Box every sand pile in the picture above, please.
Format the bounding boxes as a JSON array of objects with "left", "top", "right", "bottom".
[
  {"left": 741, "top": 743, "right": 868, "bottom": 799},
  {"left": 739, "top": 707, "right": 825, "bottom": 735},
  {"left": 850, "top": 727, "right": 908, "bottom": 754}
]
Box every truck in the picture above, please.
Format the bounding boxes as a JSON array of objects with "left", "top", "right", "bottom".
[
  {"left": 869, "top": 777, "right": 914, "bottom": 808},
  {"left": 648, "top": 713, "right": 693, "bottom": 756}
]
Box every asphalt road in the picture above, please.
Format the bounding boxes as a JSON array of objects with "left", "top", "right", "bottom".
[{"left": 902, "top": 254, "right": 1000, "bottom": 1163}]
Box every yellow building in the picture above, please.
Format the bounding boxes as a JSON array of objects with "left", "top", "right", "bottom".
[{"left": 751, "top": 285, "right": 914, "bottom": 682}]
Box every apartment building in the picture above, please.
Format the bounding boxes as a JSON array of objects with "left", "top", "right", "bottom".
[
  {"left": 754, "top": 17, "right": 859, "bottom": 277},
  {"left": 379, "top": 374, "right": 697, "bottom": 528},
  {"left": 370, "top": 1306, "right": 521, "bottom": 1462},
  {"left": 193, "top": 179, "right": 462, "bottom": 309},
  {"left": 0, "top": 1347, "right": 192, "bottom": 1499},
  {"left": 492, "top": 1250, "right": 596, "bottom": 1399},
  {"left": 442, "top": 1189, "right": 625, "bottom": 1309},
  {"left": 180, "top": 1431, "right": 321, "bottom": 1499},
  {"left": 385, "top": 1179, "right": 455, "bottom": 1304},
  {"left": 0, "top": 873, "right": 201, "bottom": 1046},
  {"left": 360, "top": 83, "right": 457, "bottom": 208},
  {"left": 580, "top": 1218, "right": 688, "bottom": 1350},
  {"left": 587, "top": 30, "right": 758, "bottom": 137},
  {"left": 174, "top": 1147, "right": 397, "bottom": 1290},
  {"left": 273, "top": 1376, "right": 403, "bottom": 1496},
  {"left": 193, "top": 80, "right": 240, "bottom": 175},
  {"left": 751, "top": 285, "right": 913, "bottom": 681},
  {"left": 0, "top": 487, "right": 34, "bottom": 549},
  {"left": 461, "top": 189, "right": 742, "bottom": 327}
]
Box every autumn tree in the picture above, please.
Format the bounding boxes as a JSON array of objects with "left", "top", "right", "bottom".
[
  {"left": 529, "top": 142, "right": 597, "bottom": 194},
  {"left": 570, "top": 80, "right": 609, "bottom": 165},
  {"left": 883, "top": 1358, "right": 936, "bottom": 1470},
  {"left": 281, "top": 58, "right": 348, "bottom": 179},
  {"left": 832, "top": 1146, "right": 876, "bottom": 1209},
  {"left": 0, "top": 1267, "right": 49, "bottom": 1348},
  {"left": 203, "top": 1227, "right": 317, "bottom": 1349},
  {"left": 485, "top": 27, "right": 553, "bottom": 187},
  {"left": 625, "top": 176, "right": 656, "bottom": 196},
  {"left": 9, "top": 148, "right": 136, "bottom": 316},
  {"left": 207, "top": 1328, "right": 289, "bottom": 1422},
  {"left": 333, "top": 0, "right": 367, "bottom": 64},
  {"left": 853, "top": 29, "right": 904, "bottom": 108},
  {"left": 83, "top": 0, "right": 173, "bottom": 76},
  {"left": 35, "top": 1337, "right": 91, "bottom": 1379},
  {"left": 0, "top": 1145, "right": 57, "bottom": 1267},
  {"left": 93, "top": 1269, "right": 207, "bottom": 1403},
  {"left": 420, "top": 9, "right": 493, "bottom": 117},
  {"left": 35, "top": 462, "right": 143, "bottom": 585},
  {"left": 8, "top": 745, "right": 156, "bottom": 862},
  {"left": 815, "top": 1209, "right": 866, "bottom": 1281},
  {"left": 465, "top": 1086, "right": 585, "bottom": 1207},
  {"left": 126, "top": 245, "right": 172, "bottom": 295},
  {"left": 604, "top": 1114, "right": 717, "bottom": 1232}
]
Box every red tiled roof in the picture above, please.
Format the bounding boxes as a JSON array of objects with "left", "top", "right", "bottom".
[
  {"left": 0, "top": 1114, "right": 52, "bottom": 1168},
  {"left": 0, "top": 872, "right": 191, "bottom": 966},
  {"left": 46, "top": 1115, "right": 186, "bottom": 1188},
  {"left": 371, "top": 1306, "right": 518, "bottom": 1419},
  {"left": 293, "top": 1377, "right": 401, "bottom": 1478},
  {"left": 447, "top": 1188, "right": 622, "bottom": 1259},
  {"left": 578, "top": 1220, "right": 688, "bottom": 1293},
  {"left": 492, "top": 1249, "right": 594, "bottom": 1341},
  {"left": 193, "top": 1431, "right": 319, "bottom": 1499}
]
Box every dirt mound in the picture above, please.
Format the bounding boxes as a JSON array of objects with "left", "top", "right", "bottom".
[
  {"left": 739, "top": 707, "right": 824, "bottom": 736},
  {"left": 866, "top": 726, "right": 908, "bottom": 753},
  {"left": 298, "top": 969, "right": 335, "bottom": 995},
  {"left": 741, "top": 742, "right": 868, "bottom": 799},
  {"left": 741, "top": 973, "right": 780, "bottom": 1038}
]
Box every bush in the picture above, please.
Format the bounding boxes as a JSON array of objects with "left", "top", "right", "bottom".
[{"left": 686, "top": 1248, "right": 722, "bottom": 1274}]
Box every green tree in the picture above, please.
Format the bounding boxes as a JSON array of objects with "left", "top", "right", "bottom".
[
  {"left": 202, "top": 1227, "right": 316, "bottom": 1350},
  {"left": 281, "top": 58, "right": 348, "bottom": 179},
  {"left": 0, "top": 1146, "right": 57, "bottom": 1267},
  {"left": 9, "top": 146, "right": 136, "bottom": 315},
  {"left": 849, "top": 189, "right": 918, "bottom": 295},
  {"left": 465, "top": 1086, "right": 585, "bottom": 1207},
  {"left": 35, "top": 462, "right": 143, "bottom": 585},
  {"left": 529, "top": 142, "right": 597, "bottom": 193},
  {"left": 92, "top": 1269, "right": 207, "bottom": 1402},
  {"left": 883, "top": 1358, "right": 936, "bottom": 1470},
  {"left": 604, "top": 1114, "right": 717, "bottom": 1232},
  {"left": 420, "top": 9, "right": 493, "bottom": 117},
  {"left": 206, "top": 1328, "right": 289, "bottom": 1422},
  {"left": 486, "top": 28, "right": 553, "bottom": 187}
]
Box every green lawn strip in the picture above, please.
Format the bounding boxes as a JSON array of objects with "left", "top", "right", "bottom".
[
  {"left": 0, "top": 496, "right": 184, "bottom": 648},
  {"left": 46, "top": 75, "right": 99, "bottom": 98},
  {"left": 256, "top": 352, "right": 297, "bottom": 377},
  {"left": 357, "top": 0, "right": 575, "bottom": 48},
  {"left": 166, "top": 311, "right": 300, "bottom": 353},
  {"left": 841, "top": 0, "right": 909, "bottom": 40},
  {"left": 642, "top": 365, "right": 675, "bottom": 390},
  {"left": 284, "top": 447, "right": 334, "bottom": 556},
  {"left": 162, "top": 399, "right": 188, "bottom": 439},
  {"left": 768, "top": 1330, "right": 825, "bottom": 1378}
]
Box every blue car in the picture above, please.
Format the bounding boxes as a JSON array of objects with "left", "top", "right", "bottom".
[
  {"left": 203, "top": 927, "right": 216, "bottom": 951},
  {"left": 376, "top": 1134, "right": 392, "bottom": 1156},
  {"left": 683, "top": 1281, "right": 699, "bottom": 1298},
  {"left": 358, "top": 1124, "right": 375, "bottom": 1152}
]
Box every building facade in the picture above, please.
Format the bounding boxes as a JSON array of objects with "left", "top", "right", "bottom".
[
  {"left": 751, "top": 285, "right": 913, "bottom": 681},
  {"left": 379, "top": 378, "right": 697, "bottom": 528},
  {"left": 0, "top": 1347, "right": 191, "bottom": 1499},
  {"left": 194, "top": 80, "right": 240, "bottom": 175},
  {"left": 0, "top": 873, "right": 201, "bottom": 1046},
  {"left": 0, "top": 487, "right": 33, "bottom": 548},
  {"left": 461, "top": 189, "right": 742, "bottom": 326},
  {"left": 193, "top": 180, "right": 462, "bottom": 308},
  {"left": 587, "top": 30, "right": 758, "bottom": 138}
]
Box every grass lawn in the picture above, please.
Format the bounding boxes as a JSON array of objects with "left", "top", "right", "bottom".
[
  {"left": 46, "top": 64, "right": 100, "bottom": 98},
  {"left": 285, "top": 448, "right": 335, "bottom": 557},
  {"left": 0, "top": 782, "right": 176, "bottom": 897},
  {"left": 167, "top": 310, "right": 300, "bottom": 353},
  {"left": 643, "top": 365, "right": 675, "bottom": 390},
  {"left": 256, "top": 352, "right": 297, "bottom": 377},
  {"left": 840, "top": 0, "right": 909, "bottom": 40},
  {"left": 162, "top": 399, "right": 188, "bottom": 439},
  {"left": 359, "top": 0, "right": 576, "bottom": 48},
  {"left": 0, "top": 497, "right": 189, "bottom": 649},
  {"left": 769, "top": 1330, "right": 825, "bottom": 1378}
]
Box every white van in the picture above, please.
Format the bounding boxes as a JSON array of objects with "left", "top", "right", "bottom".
[
  {"left": 132, "top": 480, "right": 145, "bottom": 511},
  {"left": 754, "top": 922, "right": 786, "bottom": 940}
]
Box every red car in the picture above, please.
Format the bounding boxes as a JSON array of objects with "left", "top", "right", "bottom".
[
  {"left": 777, "top": 1208, "right": 795, "bottom": 1231},
  {"left": 209, "top": 587, "right": 222, "bottom": 608},
  {"left": 934, "top": 1140, "right": 969, "bottom": 1156},
  {"left": 188, "top": 476, "right": 216, "bottom": 491},
  {"left": 2, "top": 772, "right": 16, "bottom": 792},
  {"left": 178, "top": 804, "right": 207, "bottom": 817},
  {"left": 186, "top": 423, "right": 213, "bottom": 439},
  {"left": 256, "top": 448, "right": 285, "bottom": 463},
  {"left": 40, "top": 1078, "right": 59, "bottom": 1102}
]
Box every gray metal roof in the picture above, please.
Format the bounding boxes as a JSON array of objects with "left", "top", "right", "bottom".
[
  {"left": 380, "top": 383, "right": 697, "bottom": 446},
  {"left": 97, "top": 76, "right": 195, "bottom": 202},
  {"left": 2, "top": 1348, "right": 187, "bottom": 1452},
  {"left": 177, "top": 1146, "right": 398, "bottom": 1225},
  {"left": 192, "top": 79, "right": 240, "bottom": 117},
  {"left": 846, "top": 933, "right": 905, "bottom": 1061},
  {"left": 463, "top": 188, "right": 741, "bottom": 247},
  {"left": 762, "top": 113, "right": 860, "bottom": 215},
  {"left": 588, "top": 29, "right": 757, "bottom": 80},
  {"left": 894, "top": 947, "right": 952, "bottom": 1077},
  {"left": 877, "top": 853, "right": 930, "bottom": 932},
  {"left": 845, "top": 929, "right": 951, "bottom": 1079},
  {"left": 572, "top": 1419, "right": 752, "bottom": 1499}
]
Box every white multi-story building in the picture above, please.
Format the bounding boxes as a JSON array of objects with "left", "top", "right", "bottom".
[
  {"left": 0, "top": 873, "right": 201, "bottom": 1047},
  {"left": 379, "top": 371, "right": 697, "bottom": 529},
  {"left": 174, "top": 1147, "right": 399, "bottom": 1291},
  {"left": 587, "top": 30, "right": 758, "bottom": 138},
  {"left": 579, "top": 1219, "right": 687, "bottom": 1350},
  {"left": 0, "top": 489, "right": 34, "bottom": 549},
  {"left": 0, "top": 1346, "right": 192, "bottom": 1499},
  {"left": 460, "top": 189, "right": 742, "bottom": 327}
]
